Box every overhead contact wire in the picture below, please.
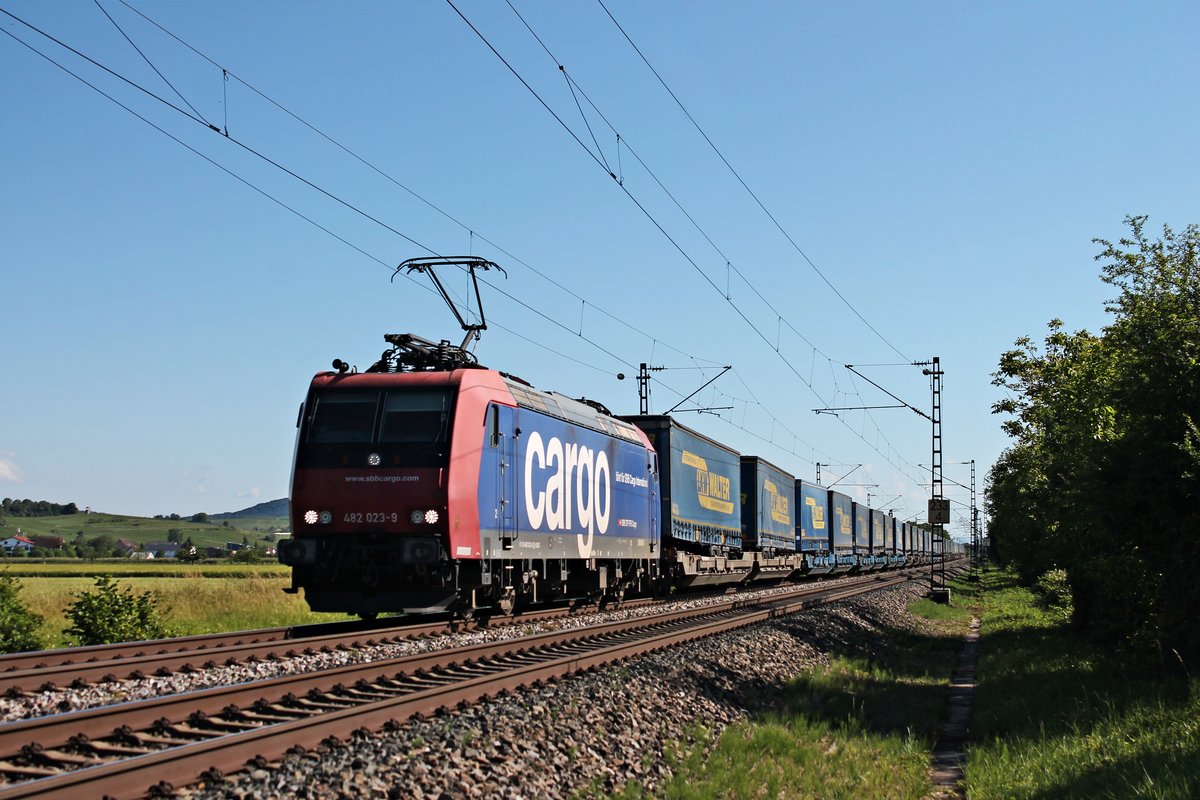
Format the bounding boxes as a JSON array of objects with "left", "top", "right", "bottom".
[
  {"left": 454, "top": 0, "right": 929, "bottom": 496},
  {"left": 92, "top": 0, "right": 210, "bottom": 125},
  {"left": 451, "top": 1, "right": 829, "bottom": 399},
  {"left": 596, "top": 0, "right": 910, "bottom": 363},
  {"left": 114, "top": 0, "right": 713, "bottom": 371},
  {"left": 12, "top": 3, "right": 903, "bottom": 497}
]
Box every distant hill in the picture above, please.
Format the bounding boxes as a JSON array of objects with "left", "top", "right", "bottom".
[
  {"left": 1, "top": 510, "right": 283, "bottom": 551},
  {"left": 211, "top": 498, "right": 289, "bottom": 520}
]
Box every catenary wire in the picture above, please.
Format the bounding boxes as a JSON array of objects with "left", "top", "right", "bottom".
[
  {"left": 458, "top": 0, "right": 929, "bottom": 490},
  {"left": 113, "top": 0, "right": 713, "bottom": 370},
  {"left": 92, "top": 0, "right": 210, "bottom": 125},
  {"left": 596, "top": 0, "right": 911, "bottom": 363}
]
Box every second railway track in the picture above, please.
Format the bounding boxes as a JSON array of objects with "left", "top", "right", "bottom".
[
  {"left": 0, "top": 570, "right": 928, "bottom": 800},
  {"left": 0, "top": 602, "right": 638, "bottom": 697}
]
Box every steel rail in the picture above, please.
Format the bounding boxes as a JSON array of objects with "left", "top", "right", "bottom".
[
  {"left": 0, "top": 628, "right": 293, "bottom": 675},
  {"left": 0, "top": 572, "right": 921, "bottom": 799},
  {"left": 0, "top": 601, "right": 615, "bottom": 696}
]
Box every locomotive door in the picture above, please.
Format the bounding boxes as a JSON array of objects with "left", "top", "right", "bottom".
[
  {"left": 497, "top": 404, "right": 517, "bottom": 541},
  {"left": 649, "top": 452, "right": 660, "bottom": 553}
]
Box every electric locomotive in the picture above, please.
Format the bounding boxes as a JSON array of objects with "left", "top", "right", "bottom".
[{"left": 280, "top": 331, "right": 662, "bottom": 616}]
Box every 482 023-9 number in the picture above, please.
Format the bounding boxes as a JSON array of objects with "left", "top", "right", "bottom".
[{"left": 343, "top": 512, "right": 399, "bottom": 523}]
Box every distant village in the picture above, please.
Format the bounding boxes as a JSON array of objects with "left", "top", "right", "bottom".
[
  {"left": 1, "top": 530, "right": 280, "bottom": 560},
  {"left": 0, "top": 497, "right": 289, "bottom": 561}
]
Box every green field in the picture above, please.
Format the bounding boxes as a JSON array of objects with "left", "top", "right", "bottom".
[
  {"left": 0, "top": 562, "right": 290, "bottom": 577},
  {"left": 0, "top": 510, "right": 288, "bottom": 551}
]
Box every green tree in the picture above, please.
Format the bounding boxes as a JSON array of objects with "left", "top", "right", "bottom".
[
  {"left": 83, "top": 535, "right": 119, "bottom": 560},
  {"left": 64, "top": 576, "right": 172, "bottom": 646},
  {"left": 176, "top": 538, "right": 201, "bottom": 563},
  {"left": 989, "top": 216, "right": 1200, "bottom": 661},
  {"left": 0, "top": 575, "right": 44, "bottom": 653}
]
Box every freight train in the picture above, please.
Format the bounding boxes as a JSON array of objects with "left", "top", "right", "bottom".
[{"left": 279, "top": 329, "right": 962, "bottom": 617}]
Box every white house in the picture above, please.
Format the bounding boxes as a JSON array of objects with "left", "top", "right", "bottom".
[
  {"left": 1, "top": 535, "right": 36, "bottom": 553},
  {"left": 146, "top": 542, "right": 179, "bottom": 558}
]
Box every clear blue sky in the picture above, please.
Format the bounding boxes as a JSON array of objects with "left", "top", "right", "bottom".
[{"left": 2, "top": 1, "right": 1197, "bottom": 537}]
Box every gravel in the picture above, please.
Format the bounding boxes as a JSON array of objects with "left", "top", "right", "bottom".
[{"left": 174, "top": 578, "right": 933, "bottom": 800}]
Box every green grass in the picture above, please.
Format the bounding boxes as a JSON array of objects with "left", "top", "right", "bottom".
[
  {"left": 909, "top": 594, "right": 973, "bottom": 624},
  {"left": 9, "top": 571, "right": 350, "bottom": 647},
  {"left": 967, "top": 568, "right": 1200, "bottom": 800},
  {"left": 651, "top": 717, "right": 930, "bottom": 800},
  {"left": 599, "top": 583, "right": 974, "bottom": 799}
]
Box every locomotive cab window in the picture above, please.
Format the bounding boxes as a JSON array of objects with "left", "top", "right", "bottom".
[
  {"left": 307, "top": 392, "right": 379, "bottom": 443},
  {"left": 379, "top": 390, "right": 453, "bottom": 445},
  {"left": 488, "top": 404, "right": 501, "bottom": 448}
]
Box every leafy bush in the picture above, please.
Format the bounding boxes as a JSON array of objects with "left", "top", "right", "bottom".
[
  {"left": 0, "top": 574, "right": 44, "bottom": 652},
  {"left": 65, "top": 576, "right": 173, "bottom": 645},
  {"left": 1034, "top": 568, "right": 1074, "bottom": 616}
]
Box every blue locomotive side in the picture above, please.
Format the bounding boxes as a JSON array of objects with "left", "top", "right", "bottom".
[
  {"left": 739, "top": 456, "right": 794, "bottom": 553},
  {"left": 477, "top": 403, "right": 659, "bottom": 560}
]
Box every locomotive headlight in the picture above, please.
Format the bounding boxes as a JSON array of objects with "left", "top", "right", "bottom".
[
  {"left": 319, "top": 511, "right": 333, "bottom": 524},
  {"left": 367, "top": 453, "right": 382, "bottom": 467},
  {"left": 410, "top": 510, "right": 425, "bottom": 525},
  {"left": 303, "top": 510, "right": 319, "bottom": 525},
  {"left": 424, "top": 509, "right": 440, "bottom": 525}
]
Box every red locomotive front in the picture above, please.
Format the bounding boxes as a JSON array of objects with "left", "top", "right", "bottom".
[{"left": 281, "top": 368, "right": 507, "bottom": 614}]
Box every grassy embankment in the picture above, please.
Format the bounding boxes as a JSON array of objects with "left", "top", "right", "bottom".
[
  {"left": 599, "top": 578, "right": 974, "bottom": 799},
  {"left": 601, "top": 569, "right": 1199, "bottom": 799},
  {"left": 967, "top": 570, "right": 1199, "bottom": 800},
  {"left": 4, "top": 563, "right": 352, "bottom": 647}
]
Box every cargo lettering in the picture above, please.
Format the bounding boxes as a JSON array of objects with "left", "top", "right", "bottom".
[{"left": 523, "top": 431, "right": 611, "bottom": 544}]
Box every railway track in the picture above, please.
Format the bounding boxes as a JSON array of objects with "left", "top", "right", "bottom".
[
  {"left": 0, "top": 601, "right": 649, "bottom": 697},
  {"left": 0, "top": 570, "right": 924, "bottom": 800},
  {"left": 0, "top": 615, "right": 434, "bottom": 676}
]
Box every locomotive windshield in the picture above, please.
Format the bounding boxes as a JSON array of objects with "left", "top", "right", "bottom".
[
  {"left": 307, "top": 392, "right": 379, "bottom": 443},
  {"left": 303, "top": 389, "right": 455, "bottom": 460},
  {"left": 379, "top": 391, "right": 452, "bottom": 444}
]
